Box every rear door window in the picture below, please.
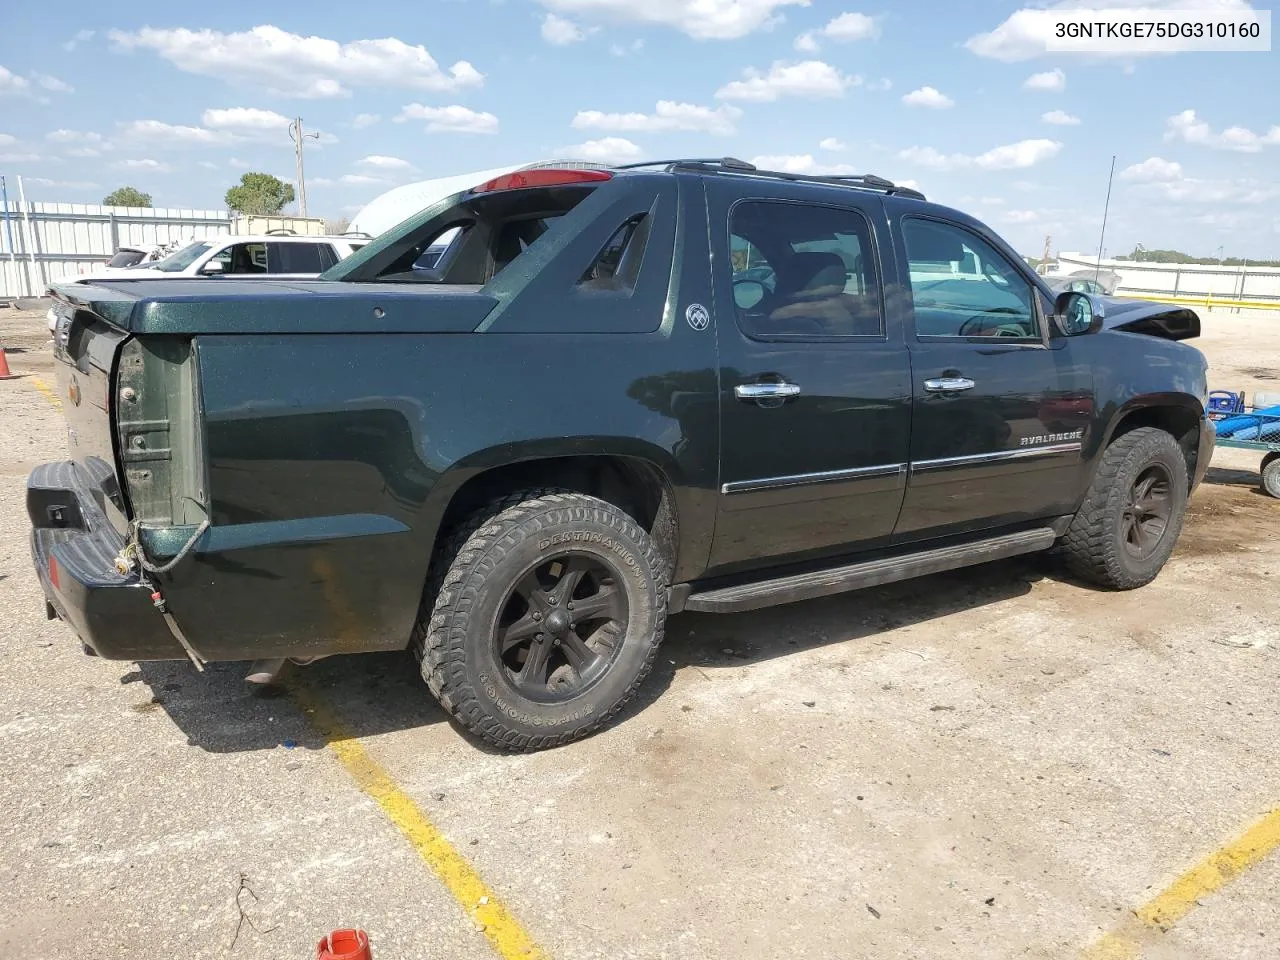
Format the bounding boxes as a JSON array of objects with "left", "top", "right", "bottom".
[
  {"left": 728, "top": 201, "right": 884, "bottom": 338},
  {"left": 267, "top": 242, "right": 327, "bottom": 274}
]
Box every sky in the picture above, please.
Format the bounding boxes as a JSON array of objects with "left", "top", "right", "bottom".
[{"left": 0, "top": 0, "right": 1277, "bottom": 258}]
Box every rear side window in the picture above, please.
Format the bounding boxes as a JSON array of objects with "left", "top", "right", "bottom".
[
  {"left": 577, "top": 215, "right": 650, "bottom": 294},
  {"left": 221, "top": 243, "right": 267, "bottom": 274},
  {"left": 729, "top": 201, "right": 883, "bottom": 338},
  {"left": 267, "top": 242, "right": 328, "bottom": 274},
  {"left": 108, "top": 250, "right": 146, "bottom": 268}
]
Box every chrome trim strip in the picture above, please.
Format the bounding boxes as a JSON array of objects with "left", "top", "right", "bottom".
[
  {"left": 721, "top": 462, "right": 906, "bottom": 495},
  {"left": 911, "top": 441, "right": 1083, "bottom": 473}
]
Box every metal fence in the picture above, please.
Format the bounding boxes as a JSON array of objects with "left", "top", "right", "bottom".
[
  {"left": 0, "top": 201, "right": 232, "bottom": 299},
  {"left": 0, "top": 199, "right": 331, "bottom": 300},
  {"left": 1054, "top": 252, "right": 1280, "bottom": 310}
]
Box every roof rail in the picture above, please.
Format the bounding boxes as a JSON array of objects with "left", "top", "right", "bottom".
[
  {"left": 615, "top": 157, "right": 926, "bottom": 201},
  {"left": 264, "top": 228, "right": 297, "bottom": 236},
  {"left": 340, "top": 231, "right": 374, "bottom": 239}
]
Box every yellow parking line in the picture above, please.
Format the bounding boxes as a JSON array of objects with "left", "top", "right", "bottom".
[
  {"left": 290, "top": 685, "right": 550, "bottom": 960},
  {"left": 31, "top": 376, "right": 62, "bottom": 408},
  {"left": 1083, "top": 807, "right": 1280, "bottom": 958}
]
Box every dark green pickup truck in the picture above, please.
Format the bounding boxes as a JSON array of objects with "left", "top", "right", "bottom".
[{"left": 31, "top": 160, "right": 1212, "bottom": 750}]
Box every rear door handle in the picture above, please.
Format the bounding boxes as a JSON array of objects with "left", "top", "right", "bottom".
[
  {"left": 923, "top": 377, "right": 976, "bottom": 393},
  {"left": 735, "top": 382, "right": 802, "bottom": 403}
]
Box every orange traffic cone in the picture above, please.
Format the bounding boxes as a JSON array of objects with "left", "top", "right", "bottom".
[
  {"left": 316, "top": 929, "right": 371, "bottom": 960},
  {"left": 0, "top": 347, "right": 18, "bottom": 380}
]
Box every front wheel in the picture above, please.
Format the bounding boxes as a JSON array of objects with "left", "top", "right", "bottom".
[
  {"left": 415, "top": 491, "right": 667, "bottom": 751},
  {"left": 1060, "top": 427, "right": 1189, "bottom": 589}
]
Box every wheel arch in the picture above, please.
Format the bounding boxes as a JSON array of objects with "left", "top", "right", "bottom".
[
  {"left": 1101, "top": 392, "right": 1205, "bottom": 482},
  {"left": 427, "top": 443, "right": 684, "bottom": 581}
]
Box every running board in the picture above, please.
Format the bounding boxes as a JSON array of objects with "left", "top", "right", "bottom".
[{"left": 682, "top": 527, "right": 1058, "bottom": 614}]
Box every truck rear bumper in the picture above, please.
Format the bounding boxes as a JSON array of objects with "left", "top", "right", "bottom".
[{"left": 28, "top": 461, "right": 185, "bottom": 661}]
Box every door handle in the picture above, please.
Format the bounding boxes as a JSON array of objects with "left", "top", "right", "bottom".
[
  {"left": 735, "top": 381, "right": 802, "bottom": 402},
  {"left": 923, "top": 377, "right": 976, "bottom": 393}
]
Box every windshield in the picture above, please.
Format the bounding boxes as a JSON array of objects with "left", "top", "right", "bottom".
[{"left": 153, "top": 242, "right": 212, "bottom": 273}]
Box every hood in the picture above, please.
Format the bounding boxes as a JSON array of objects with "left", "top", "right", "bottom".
[{"left": 1098, "top": 296, "right": 1199, "bottom": 342}]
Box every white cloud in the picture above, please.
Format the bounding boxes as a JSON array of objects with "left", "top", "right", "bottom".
[
  {"left": 47, "top": 129, "right": 103, "bottom": 144},
  {"left": 0, "top": 152, "right": 41, "bottom": 163},
  {"left": 898, "top": 138, "right": 1062, "bottom": 171},
  {"left": 340, "top": 173, "right": 388, "bottom": 185},
  {"left": 116, "top": 120, "right": 229, "bottom": 146},
  {"left": 62, "top": 29, "right": 95, "bottom": 52},
  {"left": 25, "top": 177, "right": 99, "bottom": 189},
  {"left": 396, "top": 103, "right": 499, "bottom": 134},
  {"left": 902, "top": 86, "right": 954, "bottom": 109},
  {"left": 202, "top": 107, "right": 291, "bottom": 132},
  {"left": 1041, "top": 109, "right": 1080, "bottom": 125},
  {"left": 114, "top": 158, "right": 173, "bottom": 172},
  {"left": 1164, "top": 109, "right": 1280, "bottom": 153},
  {"left": 572, "top": 100, "right": 742, "bottom": 135},
  {"left": 353, "top": 113, "right": 380, "bottom": 128},
  {"left": 227, "top": 157, "right": 252, "bottom": 169},
  {"left": 558, "top": 136, "right": 644, "bottom": 163},
  {"left": 716, "top": 60, "right": 859, "bottom": 102},
  {"left": 66, "top": 147, "right": 103, "bottom": 158},
  {"left": 795, "top": 11, "right": 880, "bottom": 51},
  {"left": 794, "top": 32, "right": 820, "bottom": 53},
  {"left": 0, "top": 65, "right": 31, "bottom": 95},
  {"left": 359, "top": 155, "right": 413, "bottom": 170},
  {"left": 31, "top": 72, "right": 73, "bottom": 93},
  {"left": 109, "top": 25, "right": 484, "bottom": 99},
  {"left": 750, "top": 154, "right": 858, "bottom": 176},
  {"left": 1001, "top": 209, "right": 1040, "bottom": 223},
  {"left": 534, "top": 0, "right": 808, "bottom": 40},
  {"left": 542, "top": 14, "right": 591, "bottom": 44},
  {"left": 1119, "top": 157, "right": 1183, "bottom": 183},
  {"left": 0, "top": 133, "right": 14, "bottom": 145},
  {"left": 609, "top": 39, "right": 647, "bottom": 56},
  {"left": 867, "top": 77, "right": 892, "bottom": 92},
  {"left": 819, "top": 137, "right": 847, "bottom": 151},
  {"left": 966, "top": 0, "right": 1259, "bottom": 61},
  {"left": 1023, "top": 68, "right": 1065, "bottom": 92},
  {"left": 198, "top": 161, "right": 218, "bottom": 170}
]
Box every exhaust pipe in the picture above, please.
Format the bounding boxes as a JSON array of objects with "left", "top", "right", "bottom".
[{"left": 245, "top": 658, "right": 287, "bottom": 685}]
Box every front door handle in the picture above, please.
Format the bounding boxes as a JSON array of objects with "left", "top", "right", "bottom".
[
  {"left": 923, "top": 377, "right": 976, "bottom": 393},
  {"left": 735, "top": 381, "right": 802, "bottom": 403}
]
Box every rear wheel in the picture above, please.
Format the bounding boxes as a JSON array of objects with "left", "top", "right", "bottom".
[
  {"left": 1060, "top": 427, "right": 1189, "bottom": 589},
  {"left": 1262, "top": 453, "right": 1280, "bottom": 499},
  {"left": 415, "top": 491, "right": 666, "bottom": 751}
]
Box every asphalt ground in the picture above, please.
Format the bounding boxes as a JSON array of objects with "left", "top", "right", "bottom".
[{"left": 1, "top": 306, "right": 1278, "bottom": 959}]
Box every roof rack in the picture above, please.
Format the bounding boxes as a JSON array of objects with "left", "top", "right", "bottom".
[
  {"left": 265, "top": 228, "right": 297, "bottom": 236},
  {"left": 340, "top": 231, "right": 374, "bottom": 239},
  {"left": 615, "top": 157, "right": 927, "bottom": 201}
]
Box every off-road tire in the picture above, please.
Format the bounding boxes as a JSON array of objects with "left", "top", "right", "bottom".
[
  {"left": 1060, "top": 427, "right": 1189, "bottom": 589},
  {"left": 1262, "top": 453, "right": 1280, "bottom": 499},
  {"left": 414, "top": 490, "right": 667, "bottom": 751}
]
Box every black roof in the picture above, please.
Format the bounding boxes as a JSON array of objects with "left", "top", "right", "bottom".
[{"left": 613, "top": 157, "right": 927, "bottom": 202}]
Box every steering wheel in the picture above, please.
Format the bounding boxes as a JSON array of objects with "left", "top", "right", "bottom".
[{"left": 958, "top": 313, "right": 1028, "bottom": 338}]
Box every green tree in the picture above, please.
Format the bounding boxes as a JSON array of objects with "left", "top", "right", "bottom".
[
  {"left": 103, "top": 186, "right": 152, "bottom": 207},
  {"left": 225, "top": 172, "right": 296, "bottom": 216}
]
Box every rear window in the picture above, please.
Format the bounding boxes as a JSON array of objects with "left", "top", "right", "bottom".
[
  {"left": 107, "top": 250, "right": 146, "bottom": 268},
  {"left": 329, "top": 182, "right": 601, "bottom": 285}
]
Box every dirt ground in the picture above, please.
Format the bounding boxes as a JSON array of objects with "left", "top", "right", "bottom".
[{"left": 1, "top": 306, "right": 1277, "bottom": 960}]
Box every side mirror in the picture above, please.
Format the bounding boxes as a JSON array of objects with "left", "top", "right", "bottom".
[
  {"left": 200, "top": 259, "right": 225, "bottom": 275},
  {"left": 1055, "top": 291, "right": 1104, "bottom": 336}
]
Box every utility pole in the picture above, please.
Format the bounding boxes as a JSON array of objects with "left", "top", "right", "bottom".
[
  {"left": 288, "top": 117, "right": 319, "bottom": 219},
  {"left": 1041, "top": 233, "right": 1051, "bottom": 270},
  {"left": 1094, "top": 155, "right": 1116, "bottom": 284}
]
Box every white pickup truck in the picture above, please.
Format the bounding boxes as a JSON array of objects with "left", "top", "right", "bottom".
[{"left": 47, "top": 232, "right": 370, "bottom": 331}]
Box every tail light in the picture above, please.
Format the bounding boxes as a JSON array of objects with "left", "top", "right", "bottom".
[{"left": 471, "top": 169, "right": 612, "bottom": 194}]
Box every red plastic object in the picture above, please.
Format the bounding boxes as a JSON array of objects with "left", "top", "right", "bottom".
[
  {"left": 471, "top": 168, "right": 612, "bottom": 193},
  {"left": 0, "top": 347, "right": 18, "bottom": 380},
  {"left": 316, "top": 929, "right": 372, "bottom": 960}
]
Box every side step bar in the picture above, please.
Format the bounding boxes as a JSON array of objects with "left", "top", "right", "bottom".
[{"left": 682, "top": 527, "right": 1058, "bottom": 614}]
